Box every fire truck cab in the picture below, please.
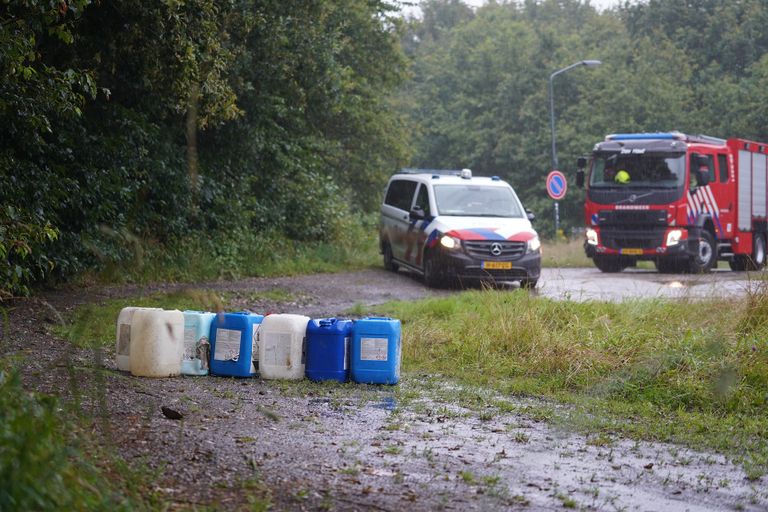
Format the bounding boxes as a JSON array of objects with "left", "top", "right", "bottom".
[{"left": 577, "top": 132, "right": 768, "bottom": 273}]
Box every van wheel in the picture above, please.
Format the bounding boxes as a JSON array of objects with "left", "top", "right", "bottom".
[
  {"left": 383, "top": 242, "right": 399, "bottom": 272},
  {"left": 746, "top": 233, "right": 766, "bottom": 271},
  {"left": 423, "top": 255, "right": 443, "bottom": 288},
  {"left": 688, "top": 230, "right": 716, "bottom": 273}
]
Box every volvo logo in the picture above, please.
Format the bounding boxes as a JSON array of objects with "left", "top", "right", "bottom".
[
  {"left": 490, "top": 242, "right": 503, "bottom": 256},
  {"left": 628, "top": 194, "right": 637, "bottom": 203}
]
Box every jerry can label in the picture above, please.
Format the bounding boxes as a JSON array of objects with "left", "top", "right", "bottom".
[
  {"left": 360, "top": 337, "right": 388, "bottom": 361},
  {"left": 183, "top": 327, "right": 197, "bottom": 361},
  {"left": 344, "top": 337, "right": 350, "bottom": 370},
  {"left": 117, "top": 324, "right": 131, "bottom": 356},
  {"left": 214, "top": 328, "right": 242, "bottom": 361}
]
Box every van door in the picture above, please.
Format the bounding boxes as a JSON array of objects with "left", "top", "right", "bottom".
[
  {"left": 382, "top": 179, "right": 418, "bottom": 262},
  {"left": 404, "top": 183, "right": 432, "bottom": 268},
  {"left": 711, "top": 152, "right": 736, "bottom": 240}
]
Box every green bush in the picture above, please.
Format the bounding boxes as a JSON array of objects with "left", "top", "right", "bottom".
[{"left": 0, "top": 368, "right": 126, "bottom": 510}]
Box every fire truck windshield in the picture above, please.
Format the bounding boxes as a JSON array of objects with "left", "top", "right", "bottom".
[{"left": 589, "top": 153, "right": 686, "bottom": 189}]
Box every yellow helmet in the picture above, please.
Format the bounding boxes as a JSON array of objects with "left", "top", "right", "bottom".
[{"left": 615, "top": 170, "right": 630, "bottom": 184}]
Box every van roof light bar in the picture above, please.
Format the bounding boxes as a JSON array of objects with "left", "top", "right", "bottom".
[{"left": 399, "top": 168, "right": 463, "bottom": 176}]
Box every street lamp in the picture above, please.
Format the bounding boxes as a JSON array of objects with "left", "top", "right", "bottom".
[{"left": 548, "top": 59, "right": 601, "bottom": 236}]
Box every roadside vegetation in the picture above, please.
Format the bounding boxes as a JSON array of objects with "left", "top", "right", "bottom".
[
  {"left": 52, "top": 283, "right": 768, "bottom": 481},
  {"left": 375, "top": 286, "right": 768, "bottom": 478}
]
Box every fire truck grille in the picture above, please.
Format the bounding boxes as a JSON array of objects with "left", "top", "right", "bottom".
[
  {"left": 600, "top": 232, "right": 664, "bottom": 250},
  {"left": 598, "top": 209, "right": 668, "bottom": 228},
  {"left": 464, "top": 240, "right": 527, "bottom": 260}
]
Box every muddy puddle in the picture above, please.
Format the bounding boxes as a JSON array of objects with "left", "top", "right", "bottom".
[{"left": 105, "top": 372, "right": 766, "bottom": 511}]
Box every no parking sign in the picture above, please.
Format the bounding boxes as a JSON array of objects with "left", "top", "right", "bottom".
[{"left": 546, "top": 170, "right": 567, "bottom": 200}]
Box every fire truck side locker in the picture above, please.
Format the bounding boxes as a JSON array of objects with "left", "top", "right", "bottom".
[{"left": 730, "top": 138, "right": 768, "bottom": 257}]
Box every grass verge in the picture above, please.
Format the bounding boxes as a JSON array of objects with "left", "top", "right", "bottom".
[
  {"left": 54, "top": 281, "right": 768, "bottom": 481},
  {"left": 373, "top": 286, "right": 768, "bottom": 476}
]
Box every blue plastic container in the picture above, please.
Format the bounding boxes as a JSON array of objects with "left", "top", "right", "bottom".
[
  {"left": 209, "top": 312, "right": 264, "bottom": 377},
  {"left": 306, "top": 318, "right": 353, "bottom": 383},
  {"left": 182, "top": 311, "right": 216, "bottom": 376},
  {"left": 350, "top": 317, "right": 401, "bottom": 385}
]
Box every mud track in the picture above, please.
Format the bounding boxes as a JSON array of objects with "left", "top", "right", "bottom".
[{"left": 3, "top": 268, "right": 765, "bottom": 510}]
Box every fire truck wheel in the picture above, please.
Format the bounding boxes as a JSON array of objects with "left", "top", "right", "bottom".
[
  {"left": 746, "top": 233, "right": 766, "bottom": 271},
  {"left": 689, "top": 230, "right": 716, "bottom": 273},
  {"left": 593, "top": 255, "right": 624, "bottom": 273},
  {"left": 656, "top": 258, "right": 685, "bottom": 273},
  {"left": 729, "top": 256, "right": 748, "bottom": 271},
  {"left": 382, "top": 241, "right": 399, "bottom": 272}
]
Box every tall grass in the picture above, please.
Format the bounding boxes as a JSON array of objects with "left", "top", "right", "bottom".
[
  {"left": 0, "top": 367, "right": 133, "bottom": 510},
  {"left": 541, "top": 238, "right": 592, "bottom": 268},
  {"left": 83, "top": 217, "right": 381, "bottom": 286}
]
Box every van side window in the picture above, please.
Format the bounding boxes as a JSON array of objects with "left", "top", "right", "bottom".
[
  {"left": 384, "top": 180, "right": 417, "bottom": 211},
  {"left": 718, "top": 154, "right": 728, "bottom": 183},
  {"left": 414, "top": 184, "right": 431, "bottom": 216}
]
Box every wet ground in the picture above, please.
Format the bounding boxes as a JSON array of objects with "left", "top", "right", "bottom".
[{"left": 4, "top": 267, "right": 766, "bottom": 510}]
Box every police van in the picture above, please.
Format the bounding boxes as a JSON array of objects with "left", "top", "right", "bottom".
[{"left": 379, "top": 168, "right": 541, "bottom": 288}]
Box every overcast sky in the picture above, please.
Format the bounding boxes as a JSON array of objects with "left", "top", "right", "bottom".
[{"left": 397, "top": 0, "right": 632, "bottom": 17}]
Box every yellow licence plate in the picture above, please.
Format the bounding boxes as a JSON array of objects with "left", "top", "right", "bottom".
[
  {"left": 482, "top": 261, "right": 512, "bottom": 270},
  {"left": 621, "top": 248, "right": 643, "bottom": 255}
]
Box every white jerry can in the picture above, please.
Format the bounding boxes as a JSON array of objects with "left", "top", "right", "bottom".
[
  {"left": 115, "top": 307, "right": 162, "bottom": 372},
  {"left": 129, "top": 309, "right": 184, "bottom": 378},
  {"left": 258, "top": 314, "right": 310, "bottom": 380}
]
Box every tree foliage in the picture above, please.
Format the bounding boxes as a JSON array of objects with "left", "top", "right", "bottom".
[
  {"left": 400, "top": 0, "right": 768, "bottom": 235},
  {"left": 0, "top": 0, "right": 408, "bottom": 295}
]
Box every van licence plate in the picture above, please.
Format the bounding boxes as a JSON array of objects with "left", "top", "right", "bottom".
[
  {"left": 621, "top": 248, "right": 643, "bottom": 255},
  {"left": 482, "top": 261, "right": 512, "bottom": 270}
]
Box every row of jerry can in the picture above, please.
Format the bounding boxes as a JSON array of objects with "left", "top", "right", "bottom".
[{"left": 115, "top": 308, "right": 401, "bottom": 385}]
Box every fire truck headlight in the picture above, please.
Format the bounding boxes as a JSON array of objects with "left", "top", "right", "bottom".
[
  {"left": 666, "top": 229, "right": 684, "bottom": 247},
  {"left": 586, "top": 228, "right": 599, "bottom": 246},
  {"left": 527, "top": 236, "right": 541, "bottom": 253},
  {"left": 440, "top": 235, "right": 460, "bottom": 250}
]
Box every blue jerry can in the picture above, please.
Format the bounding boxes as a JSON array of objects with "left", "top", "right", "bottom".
[
  {"left": 306, "top": 318, "right": 353, "bottom": 383},
  {"left": 209, "top": 312, "right": 264, "bottom": 377},
  {"left": 350, "top": 317, "right": 401, "bottom": 385}
]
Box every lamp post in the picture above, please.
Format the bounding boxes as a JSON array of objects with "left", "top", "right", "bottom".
[{"left": 548, "top": 59, "right": 601, "bottom": 236}]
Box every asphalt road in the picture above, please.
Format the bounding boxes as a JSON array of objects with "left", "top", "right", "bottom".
[{"left": 535, "top": 266, "right": 762, "bottom": 302}]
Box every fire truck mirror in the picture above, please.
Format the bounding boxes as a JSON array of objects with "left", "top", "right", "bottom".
[{"left": 576, "top": 169, "right": 585, "bottom": 188}]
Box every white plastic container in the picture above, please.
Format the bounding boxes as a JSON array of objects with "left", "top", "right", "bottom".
[
  {"left": 129, "top": 309, "right": 184, "bottom": 377},
  {"left": 115, "top": 307, "right": 162, "bottom": 372},
  {"left": 182, "top": 311, "right": 216, "bottom": 376},
  {"left": 258, "top": 314, "right": 310, "bottom": 380}
]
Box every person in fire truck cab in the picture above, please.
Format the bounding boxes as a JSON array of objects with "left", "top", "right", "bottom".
[{"left": 615, "top": 169, "right": 631, "bottom": 184}]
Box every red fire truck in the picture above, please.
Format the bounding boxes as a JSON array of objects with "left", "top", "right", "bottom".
[{"left": 576, "top": 132, "right": 768, "bottom": 273}]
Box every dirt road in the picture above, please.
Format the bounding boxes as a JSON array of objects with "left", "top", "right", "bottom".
[{"left": 4, "top": 268, "right": 766, "bottom": 510}]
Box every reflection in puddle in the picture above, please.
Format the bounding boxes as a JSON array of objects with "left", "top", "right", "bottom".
[
  {"left": 667, "top": 281, "right": 685, "bottom": 288},
  {"left": 371, "top": 396, "right": 397, "bottom": 411}
]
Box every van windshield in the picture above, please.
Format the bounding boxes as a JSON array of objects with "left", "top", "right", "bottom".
[{"left": 434, "top": 184, "right": 523, "bottom": 217}]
